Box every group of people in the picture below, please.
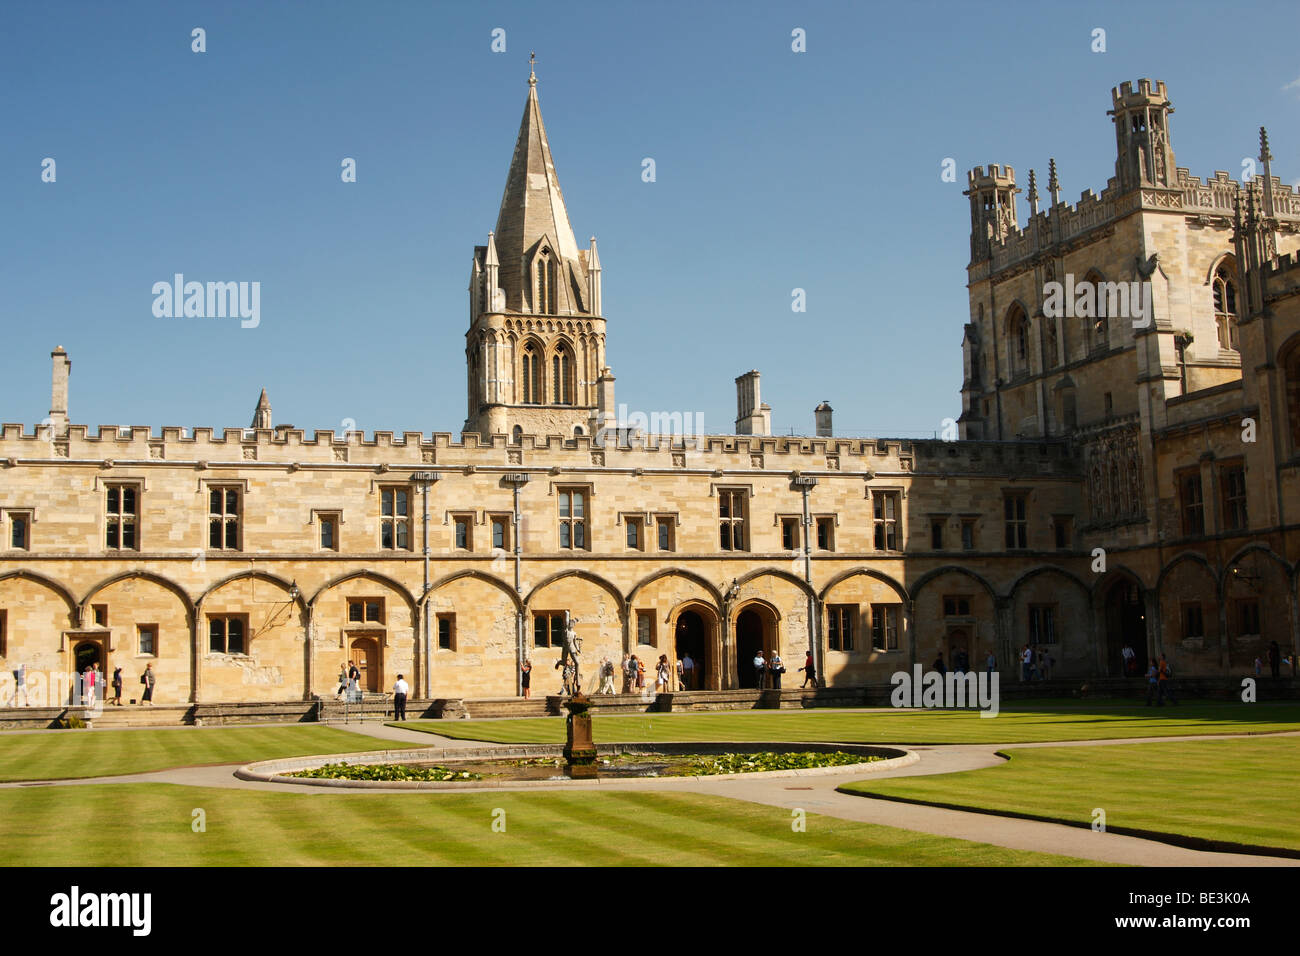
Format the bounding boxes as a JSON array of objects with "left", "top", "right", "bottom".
[
  {"left": 931, "top": 649, "right": 998, "bottom": 676},
  {"left": 6, "top": 661, "right": 155, "bottom": 707},
  {"left": 335, "top": 661, "right": 363, "bottom": 702},
  {"left": 1019, "top": 644, "right": 1055, "bottom": 681},
  {"left": 516, "top": 649, "right": 822, "bottom": 696},
  {"left": 1254, "top": 642, "right": 1293, "bottom": 679}
]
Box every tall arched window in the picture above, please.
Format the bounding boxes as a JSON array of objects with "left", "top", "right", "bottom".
[
  {"left": 1007, "top": 304, "right": 1030, "bottom": 376},
  {"left": 1282, "top": 337, "right": 1300, "bottom": 453},
  {"left": 1213, "top": 259, "right": 1239, "bottom": 351},
  {"left": 522, "top": 343, "right": 541, "bottom": 404},
  {"left": 511, "top": 425, "right": 523, "bottom": 444},
  {"left": 1084, "top": 270, "right": 1108, "bottom": 353},
  {"left": 552, "top": 346, "right": 573, "bottom": 405},
  {"left": 1043, "top": 315, "right": 1059, "bottom": 369},
  {"left": 534, "top": 249, "right": 556, "bottom": 314}
]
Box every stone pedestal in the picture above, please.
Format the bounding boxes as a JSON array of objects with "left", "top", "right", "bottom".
[{"left": 563, "top": 692, "right": 598, "bottom": 779}]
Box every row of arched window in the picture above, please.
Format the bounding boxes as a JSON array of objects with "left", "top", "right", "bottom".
[{"left": 520, "top": 342, "right": 574, "bottom": 405}]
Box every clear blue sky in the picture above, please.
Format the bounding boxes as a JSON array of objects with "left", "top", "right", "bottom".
[{"left": 3, "top": 0, "right": 1297, "bottom": 439}]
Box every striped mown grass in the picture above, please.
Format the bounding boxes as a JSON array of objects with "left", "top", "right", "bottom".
[
  {"left": 393, "top": 700, "right": 1300, "bottom": 746},
  {"left": 0, "top": 726, "right": 407, "bottom": 782},
  {"left": 0, "top": 783, "right": 1100, "bottom": 866},
  {"left": 840, "top": 736, "right": 1300, "bottom": 853}
]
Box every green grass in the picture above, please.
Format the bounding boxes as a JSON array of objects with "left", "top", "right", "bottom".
[
  {"left": 393, "top": 700, "right": 1300, "bottom": 745},
  {"left": 0, "top": 783, "right": 1100, "bottom": 866},
  {"left": 840, "top": 737, "right": 1300, "bottom": 853},
  {"left": 0, "top": 726, "right": 409, "bottom": 782}
]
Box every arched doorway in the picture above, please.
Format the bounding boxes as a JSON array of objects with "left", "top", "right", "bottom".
[
  {"left": 73, "top": 640, "right": 104, "bottom": 704},
  {"left": 1103, "top": 578, "right": 1147, "bottom": 677},
  {"left": 674, "top": 607, "right": 713, "bottom": 691},
  {"left": 733, "top": 604, "right": 778, "bottom": 689},
  {"left": 946, "top": 628, "right": 970, "bottom": 672},
  {"left": 349, "top": 636, "right": 381, "bottom": 692}
]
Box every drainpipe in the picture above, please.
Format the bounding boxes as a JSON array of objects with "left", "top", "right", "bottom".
[
  {"left": 793, "top": 474, "right": 820, "bottom": 686},
  {"left": 412, "top": 471, "right": 440, "bottom": 700},
  {"left": 505, "top": 473, "right": 530, "bottom": 695}
]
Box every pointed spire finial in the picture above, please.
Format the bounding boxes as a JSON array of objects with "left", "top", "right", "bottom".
[
  {"left": 1048, "top": 158, "right": 1061, "bottom": 205},
  {"left": 1259, "top": 126, "right": 1272, "bottom": 163},
  {"left": 529, "top": 51, "right": 536, "bottom": 87},
  {"left": 1027, "top": 169, "right": 1039, "bottom": 215}
]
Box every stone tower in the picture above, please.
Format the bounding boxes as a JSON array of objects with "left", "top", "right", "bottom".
[
  {"left": 464, "top": 64, "right": 610, "bottom": 440},
  {"left": 964, "top": 165, "right": 1020, "bottom": 263},
  {"left": 1109, "top": 79, "right": 1176, "bottom": 192}
]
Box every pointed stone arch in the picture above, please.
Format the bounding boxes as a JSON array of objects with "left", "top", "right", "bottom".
[
  {"left": 732, "top": 566, "right": 816, "bottom": 602},
  {"left": 626, "top": 568, "right": 723, "bottom": 608},
  {"left": 818, "top": 567, "right": 909, "bottom": 604},
  {"left": 525, "top": 569, "right": 627, "bottom": 620},
  {"left": 429, "top": 569, "right": 523, "bottom": 613},
  {"left": 0, "top": 569, "right": 77, "bottom": 615},
  {"left": 80, "top": 569, "right": 194, "bottom": 616},
  {"left": 309, "top": 570, "right": 417, "bottom": 613},
  {"left": 197, "top": 569, "right": 307, "bottom": 614},
  {"left": 910, "top": 565, "right": 996, "bottom": 602}
]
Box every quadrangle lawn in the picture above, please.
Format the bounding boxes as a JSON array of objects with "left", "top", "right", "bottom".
[
  {"left": 0, "top": 725, "right": 410, "bottom": 782},
  {"left": 840, "top": 736, "right": 1300, "bottom": 853},
  {"left": 394, "top": 700, "right": 1300, "bottom": 746},
  {"left": 0, "top": 784, "right": 1100, "bottom": 867}
]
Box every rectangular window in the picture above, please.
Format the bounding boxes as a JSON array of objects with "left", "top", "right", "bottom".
[
  {"left": 208, "top": 615, "right": 247, "bottom": 654},
  {"left": 319, "top": 514, "right": 339, "bottom": 551},
  {"left": 105, "top": 484, "right": 138, "bottom": 551},
  {"left": 718, "top": 490, "right": 747, "bottom": 551},
  {"left": 827, "top": 605, "right": 855, "bottom": 652},
  {"left": 1182, "top": 603, "right": 1204, "bottom": 639},
  {"left": 873, "top": 492, "right": 899, "bottom": 550},
  {"left": 92, "top": 605, "right": 108, "bottom": 627},
  {"left": 781, "top": 517, "right": 800, "bottom": 552},
  {"left": 533, "top": 611, "right": 565, "bottom": 647},
  {"left": 1236, "top": 600, "right": 1261, "bottom": 637},
  {"left": 636, "top": 609, "right": 655, "bottom": 646},
  {"left": 931, "top": 519, "right": 945, "bottom": 551},
  {"left": 138, "top": 625, "right": 157, "bottom": 657},
  {"left": 437, "top": 614, "right": 455, "bottom": 651},
  {"left": 208, "top": 487, "right": 241, "bottom": 550},
  {"left": 625, "top": 517, "right": 643, "bottom": 551},
  {"left": 0, "top": 611, "right": 6, "bottom": 657},
  {"left": 942, "top": 595, "right": 972, "bottom": 617},
  {"left": 347, "top": 598, "right": 383, "bottom": 624},
  {"left": 1176, "top": 469, "right": 1204, "bottom": 536},
  {"left": 558, "top": 488, "right": 588, "bottom": 551},
  {"left": 453, "top": 515, "right": 472, "bottom": 551},
  {"left": 1004, "top": 494, "right": 1028, "bottom": 549},
  {"left": 870, "top": 605, "right": 900, "bottom": 651},
  {"left": 816, "top": 517, "right": 834, "bottom": 551},
  {"left": 1028, "top": 605, "right": 1056, "bottom": 644},
  {"left": 961, "top": 519, "right": 975, "bottom": 551},
  {"left": 380, "top": 487, "right": 411, "bottom": 551},
  {"left": 9, "top": 512, "right": 32, "bottom": 550},
  {"left": 657, "top": 517, "right": 674, "bottom": 552},
  {"left": 1220, "top": 462, "right": 1247, "bottom": 531},
  {"left": 491, "top": 518, "right": 508, "bottom": 551},
  {"left": 1053, "top": 516, "right": 1071, "bottom": 550}
]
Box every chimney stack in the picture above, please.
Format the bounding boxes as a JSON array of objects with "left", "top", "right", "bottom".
[
  {"left": 814, "top": 401, "right": 833, "bottom": 437},
  {"left": 735, "top": 370, "right": 771, "bottom": 436},
  {"left": 49, "top": 346, "right": 71, "bottom": 436}
]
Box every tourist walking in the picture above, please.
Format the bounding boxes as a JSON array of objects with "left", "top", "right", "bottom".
[
  {"left": 1144, "top": 661, "right": 1160, "bottom": 706},
  {"left": 1021, "top": 644, "right": 1033, "bottom": 681},
  {"left": 656, "top": 655, "right": 670, "bottom": 693},
  {"left": 634, "top": 655, "right": 645, "bottom": 690},
  {"left": 112, "top": 666, "right": 123, "bottom": 705},
  {"left": 621, "top": 653, "right": 633, "bottom": 694},
  {"left": 83, "top": 665, "right": 96, "bottom": 706},
  {"left": 348, "top": 661, "right": 362, "bottom": 701},
  {"left": 799, "top": 650, "right": 816, "bottom": 688},
  {"left": 1269, "top": 641, "right": 1281, "bottom": 679},
  {"left": 985, "top": 650, "right": 996, "bottom": 675},
  {"left": 392, "top": 674, "right": 409, "bottom": 721},
  {"left": 9, "top": 662, "right": 27, "bottom": 707},
  {"left": 753, "top": 650, "right": 767, "bottom": 690},
  {"left": 675, "top": 656, "right": 685, "bottom": 691},
  {"left": 140, "top": 663, "right": 155, "bottom": 705},
  {"left": 336, "top": 663, "right": 348, "bottom": 700},
  {"left": 599, "top": 656, "right": 616, "bottom": 695},
  {"left": 1158, "top": 655, "right": 1177, "bottom": 706},
  {"left": 520, "top": 659, "right": 532, "bottom": 699},
  {"left": 768, "top": 650, "right": 785, "bottom": 689},
  {"left": 682, "top": 652, "right": 695, "bottom": 690}
]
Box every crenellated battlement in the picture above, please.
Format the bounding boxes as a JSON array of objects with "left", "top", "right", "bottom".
[{"left": 1111, "top": 78, "right": 1169, "bottom": 106}]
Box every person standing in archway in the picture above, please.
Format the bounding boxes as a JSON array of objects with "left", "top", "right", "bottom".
[
  {"left": 682, "top": 652, "right": 695, "bottom": 691},
  {"left": 111, "top": 666, "right": 123, "bottom": 706},
  {"left": 753, "top": 649, "right": 767, "bottom": 690},
  {"left": 769, "top": 651, "right": 784, "bottom": 689}
]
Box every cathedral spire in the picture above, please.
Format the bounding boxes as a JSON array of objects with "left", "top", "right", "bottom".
[
  {"left": 493, "top": 65, "right": 586, "bottom": 314},
  {"left": 251, "top": 388, "right": 271, "bottom": 429}
]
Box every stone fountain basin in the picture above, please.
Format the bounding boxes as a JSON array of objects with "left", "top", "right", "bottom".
[{"left": 236, "top": 742, "right": 918, "bottom": 790}]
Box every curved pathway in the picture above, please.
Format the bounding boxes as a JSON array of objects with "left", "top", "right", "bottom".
[{"left": 5, "top": 722, "right": 1297, "bottom": 867}]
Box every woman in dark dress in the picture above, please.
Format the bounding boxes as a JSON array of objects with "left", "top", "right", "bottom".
[{"left": 520, "top": 659, "right": 532, "bottom": 699}]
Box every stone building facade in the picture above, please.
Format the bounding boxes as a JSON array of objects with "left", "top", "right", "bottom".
[{"left": 1, "top": 76, "right": 1298, "bottom": 705}]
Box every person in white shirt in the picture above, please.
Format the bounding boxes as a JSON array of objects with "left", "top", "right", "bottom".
[
  {"left": 392, "top": 674, "right": 410, "bottom": 721},
  {"left": 753, "top": 650, "right": 767, "bottom": 690}
]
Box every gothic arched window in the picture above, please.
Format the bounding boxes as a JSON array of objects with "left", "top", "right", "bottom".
[
  {"left": 1007, "top": 304, "right": 1030, "bottom": 376},
  {"left": 1282, "top": 336, "right": 1300, "bottom": 454},
  {"left": 534, "top": 249, "right": 557, "bottom": 314},
  {"left": 522, "top": 343, "right": 541, "bottom": 404},
  {"left": 552, "top": 345, "right": 573, "bottom": 405},
  {"left": 1083, "top": 270, "right": 1108, "bottom": 354},
  {"left": 1213, "top": 259, "right": 1239, "bottom": 351}
]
